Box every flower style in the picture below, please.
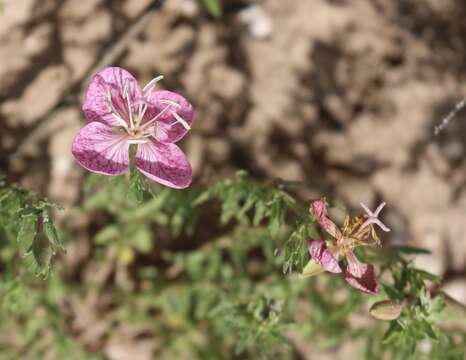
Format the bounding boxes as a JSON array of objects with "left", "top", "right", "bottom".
[
  {"left": 72, "top": 67, "right": 194, "bottom": 188},
  {"left": 307, "top": 198, "right": 390, "bottom": 295},
  {"left": 360, "top": 202, "right": 391, "bottom": 232}
]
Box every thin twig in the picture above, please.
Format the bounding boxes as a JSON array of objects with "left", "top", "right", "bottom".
[{"left": 434, "top": 96, "right": 466, "bottom": 135}]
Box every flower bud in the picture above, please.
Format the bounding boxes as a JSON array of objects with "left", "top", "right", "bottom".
[{"left": 369, "top": 300, "right": 402, "bottom": 321}]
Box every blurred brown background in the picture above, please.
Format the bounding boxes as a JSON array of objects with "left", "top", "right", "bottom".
[{"left": 1, "top": 0, "right": 465, "bottom": 301}]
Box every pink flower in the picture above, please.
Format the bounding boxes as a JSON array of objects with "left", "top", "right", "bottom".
[
  {"left": 72, "top": 67, "right": 193, "bottom": 188},
  {"left": 308, "top": 198, "right": 389, "bottom": 295}
]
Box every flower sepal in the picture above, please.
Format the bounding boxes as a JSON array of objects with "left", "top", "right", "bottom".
[{"left": 300, "top": 259, "right": 325, "bottom": 278}]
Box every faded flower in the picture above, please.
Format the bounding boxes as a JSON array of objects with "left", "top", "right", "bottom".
[{"left": 306, "top": 198, "right": 390, "bottom": 295}]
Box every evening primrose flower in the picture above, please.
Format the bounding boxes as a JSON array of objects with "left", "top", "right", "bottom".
[
  {"left": 307, "top": 198, "right": 390, "bottom": 295},
  {"left": 72, "top": 67, "right": 193, "bottom": 188}
]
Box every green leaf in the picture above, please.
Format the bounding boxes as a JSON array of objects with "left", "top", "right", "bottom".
[
  {"left": 42, "top": 211, "right": 65, "bottom": 253},
  {"left": 253, "top": 202, "right": 267, "bottom": 226},
  {"left": 17, "top": 205, "right": 40, "bottom": 218},
  {"left": 392, "top": 245, "right": 431, "bottom": 255},
  {"left": 202, "top": 0, "right": 222, "bottom": 18},
  {"left": 415, "top": 269, "right": 440, "bottom": 283},
  {"left": 94, "top": 225, "right": 120, "bottom": 245},
  {"left": 268, "top": 203, "right": 283, "bottom": 237},
  {"left": 128, "top": 171, "right": 153, "bottom": 203},
  {"left": 382, "top": 321, "right": 401, "bottom": 344},
  {"left": 381, "top": 283, "right": 403, "bottom": 300},
  {"left": 17, "top": 215, "right": 38, "bottom": 255},
  {"left": 192, "top": 190, "right": 211, "bottom": 206},
  {"left": 32, "top": 235, "right": 53, "bottom": 277},
  {"left": 419, "top": 319, "right": 438, "bottom": 340},
  {"left": 125, "top": 190, "right": 170, "bottom": 221},
  {"left": 128, "top": 224, "right": 152, "bottom": 254}
]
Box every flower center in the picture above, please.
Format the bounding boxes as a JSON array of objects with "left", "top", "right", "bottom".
[
  {"left": 104, "top": 76, "right": 191, "bottom": 145},
  {"left": 336, "top": 236, "right": 354, "bottom": 256}
]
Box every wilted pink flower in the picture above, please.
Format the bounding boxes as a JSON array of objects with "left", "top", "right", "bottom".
[
  {"left": 307, "top": 198, "right": 390, "bottom": 295},
  {"left": 72, "top": 67, "right": 193, "bottom": 188}
]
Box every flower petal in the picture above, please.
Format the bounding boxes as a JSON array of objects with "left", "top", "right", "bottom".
[
  {"left": 309, "top": 198, "right": 342, "bottom": 239},
  {"left": 346, "top": 250, "right": 364, "bottom": 278},
  {"left": 308, "top": 239, "right": 342, "bottom": 273},
  {"left": 72, "top": 122, "right": 130, "bottom": 176},
  {"left": 345, "top": 264, "right": 378, "bottom": 295},
  {"left": 143, "top": 90, "right": 194, "bottom": 143},
  {"left": 135, "top": 140, "right": 192, "bottom": 188},
  {"left": 83, "top": 66, "right": 142, "bottom": 127}
]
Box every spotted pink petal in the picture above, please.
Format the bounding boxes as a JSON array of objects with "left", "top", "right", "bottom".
[
  {"left": 71, "top": 121, "right": 130, "bottom": 176},
  {"left": 345, "top": 263, "right": 378, "bottom": 295},
  {"left": 83, "top": 66, "right": 142, "bottom": 127},
  {"left": 308, "top": 239, "right": 342, "bottom": 273},
  {"left": 135, "top": 140, "right": 192, "bottom": 188},
  {"left": 143, "top": 90, "right": 194, "bottom": 143},
  {"left": 309, "top": 198, "right": 342, "bottom": 239}
]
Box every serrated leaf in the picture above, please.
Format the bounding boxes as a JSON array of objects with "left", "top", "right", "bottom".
[
  {"left": 17, "top": 215, "right": 38, "bottom": 255},
  {"left": 268, "top": 205, "right": 282, "bottom": 237},
  {"left": 127, "top": 171, "right": 153, "bottom": 203},
  {"left": 17, "top": 205, "right": 39, "bottom": 218},
  {"left": 32, "top": 235, "right": 53, "bottom": 277},
  {"left": 253, "top": 202, "right": 267, "bottom": 226},
  {"left": 43, "top": 211, "right": 65, "bottom": 253}
]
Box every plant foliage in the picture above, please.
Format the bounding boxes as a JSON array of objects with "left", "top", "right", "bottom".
[{"left": 0, "top": 172, "right": 464, "bottom": 359}]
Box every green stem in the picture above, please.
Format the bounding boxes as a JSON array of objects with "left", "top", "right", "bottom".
[{"left": 128, "top": 144, "right": 137, "bottom": 180}]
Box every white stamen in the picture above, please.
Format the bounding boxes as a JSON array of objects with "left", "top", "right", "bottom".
[
  {"left": 143, "top": 75, "right": 164, "bottom": 94},
  {"left": 171, "top": 111, "right": 191, "bottom": 130},
  {"left": 139, "top": 104, "right": 173, "bottom": 131},
  {"left": 159, "top": 99, "right": 182, "bottom": 109},
  {"left": 136, "top": 76, "right": 163, "bottom": 124},
  {"left": 112, "top": 113, "right": 129, "bottom": 129},
  {"left": 137, "top": 102, "right": 149, "bottom": 125},
  {"left": 122, "top": 79, "right": 135, "bottom": 128}
]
